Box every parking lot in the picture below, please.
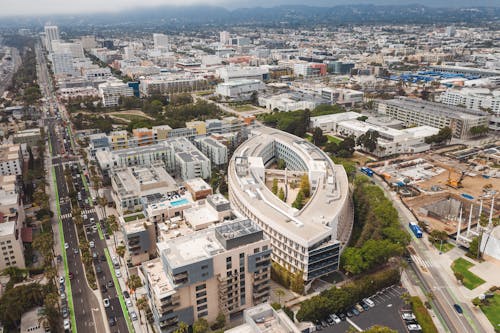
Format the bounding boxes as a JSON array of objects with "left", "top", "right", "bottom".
[{"left": 321, "top": 285, "right": 410, "bottom": 333}]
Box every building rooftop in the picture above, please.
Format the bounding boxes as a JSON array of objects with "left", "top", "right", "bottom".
[
  {"left": 381, "top": 97, "right": 490, "bottom": 120},
  {"left": 0, "top": 144, "right": 20, "bottom": 161},
  {"left": 0, "top": 221, "right": 15, "bottom": 237},
  {"left": 184, "top": 178, "right": 211, "bottom": 193},
  {"left": 142, "top": 258, "right": 176, "bottom": 299},
  {"left": 229, "top": 126, "right": 349, "bottom": 246}
]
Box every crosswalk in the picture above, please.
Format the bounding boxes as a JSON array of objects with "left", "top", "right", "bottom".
[
  {"left": 411, "top": 254, "right": 433, "bottom": 269},
  {"left": 60, "top": 209, "right": 95, "bottom": 220}
]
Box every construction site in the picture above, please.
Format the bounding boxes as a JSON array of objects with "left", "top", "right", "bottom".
[{"left": 368, "top": 145, "right": 500, "bottom": 244}]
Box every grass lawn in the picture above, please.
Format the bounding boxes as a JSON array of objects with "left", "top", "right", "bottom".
[
  {"left": 112, "top": 114, "right": 150, "bottom": 122},
  {"left": 410, "top": 296, "right": 438, "bottom": 333},
  {"left": 451, "top": 258, "right": 485, "bottom": 290},
  {"left": 431, "top": 241, "right": 454, "bottom": 253},
  {"left": 304, "top": 134, "right": 312, "bottom": 142},
  {"left": 124, "top": 213, "right": 145, "bottom": 222},
  {"left": 480, "top": 293, "right": 500, "bottom": 331},
  {"left": 232, "top": 104, "right": 256, "bottom": 112},
  {"left": 326, "top": 135, "right": 343, "bottom": 144}
]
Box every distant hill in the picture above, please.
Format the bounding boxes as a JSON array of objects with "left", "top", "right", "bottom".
[{"left": 1, "top": 4, "right": 499, "bottom": 29}]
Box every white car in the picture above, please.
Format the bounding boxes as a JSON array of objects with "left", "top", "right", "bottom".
[
  {"left": 59, "top": 276, "right": 65, "bottom": 285},
  {"left": 330, "top": 314, "right": 341, "bottom": 324},
  {"left": 126, "top": 298, "right": 132, "bottom": 307},
  {"left": 63, "top": 319, "right": 71, "bottom": 330},
  {"left": 64, "top": 242, "right": 69, "bottom": 250},
  {"left": 89, "top": 241, "right": 95, "bottom": 248},
  {"left": 363, "top": 298, "right": 375, "bottom": 307},
  {"left": 407, "top": 324, "right": 422, "bottom": 331},
  {"left": 60, "top": 292, "right": 66, "bottom": 300},
  {"left": 115, "top": 269, "right": 122, "bottom": 278},
  {"left": 103, "top": 298, "right": 110, "bottom": 308},
  {"left": 402, "top": 313, "right": 416, "bottom": 321},
  {"left": 130, "top": 311, "right": 138, "bottom": 321}
]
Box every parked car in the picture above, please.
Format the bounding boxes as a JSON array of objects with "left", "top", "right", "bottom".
[
  {"left": 453, "top": 304, "right": 463, "bottom": 314},
  {"left": 130, "top": 311, "right": 138, "bottom": 321},
  {"left": 407, "top": 324, "right": 422, "bottom": 331},
  {"left": 103, "top": 298, "right": 110, "bottom": 308},
  {"left": 115, "top": 269, "right": 122, "bottom": 278},
  {"left": 355, "top": 304, "right": 364, "bottom": 313},
  {"left": 96, "top": 265, "right": 102, "bottom": 274},
  {"left": 89, "top": 241, "right": 95, "bottom": 248},
  {"left": 338, "top": 313, "right": 346, "bottom": 321},
  {"left": 64, "top": 243, "right": 69, "bottom": 250},
  {"left": 107, "top": 280, "right": 114, "bottom": 288},
  {"left": 73, "top": 248, "right": 79, "bottom": 254},
  {"left": 363, "top": 298, "right": 375, "bottom": 307},
  {"left": 59, "top": 276, "right": 65, "bottom": 285},
  {"left": 123, "top": 291, "right": 130, "bottom": 299},
  {"left": 126, "top": 298, "right": 132, "bottom": 308},
  {"left": 109, "top": 317, "right": 116, "bottom": 326},
  {"left": 351, "top": 308, "right": 360, "bottom": 316},
  {"left": 330, "top": 314, "right": 341, "bottom": 324},
  {"left": 346, "top": 311, "right": 353, "bottom": 318},
  {"left": 361, "top": 302, "right": 370, "bottom": 311},
  {"left": 63, "top": 319, "right": 71, "bottom": 330},
  {"left": 402, "top": 313, "right": 416, "bottom": 321}
]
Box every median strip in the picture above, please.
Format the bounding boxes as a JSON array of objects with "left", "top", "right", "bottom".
[
  {"left": 104, "top": 248, "right": 135, "bottom": 333},
  {"left": 52, "top": 166, "right": 77, "bottom": 333}
]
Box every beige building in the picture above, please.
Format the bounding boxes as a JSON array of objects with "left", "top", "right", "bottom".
[
  {"left": 141, "top": 219, "right": 271, "bottom": 332},
  {"left": 0, "top": 144, "right": 22, "bottom": 176},
  {"left": 0, "top": 221, "right": 26, "bottom": 270}
]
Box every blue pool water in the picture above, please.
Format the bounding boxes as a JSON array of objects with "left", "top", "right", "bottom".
[{"left": 170, "top": 198, "right": 189, "bottom": 207}]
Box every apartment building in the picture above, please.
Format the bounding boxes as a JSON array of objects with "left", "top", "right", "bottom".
[
  {"left": 228, "top": 127, "right": 353, "bottom": 282},
  {"left": 13, "top": 128, "right": 41, "bottom": 147},
  {"left": 0, "top": 144, "right": 22, "bottom": 176},
  {"left": 141, "top": 219, "right": 271, "bottom": 332},
  {"left": 139, "top": 75, "right": 208, "bottom": 96},
  {"left": 98, "top": 79, "right": 134, "bottom": 107},
  {"left": 194, "top": 136, "right": 228, "bottom": 167},
  {"left": 0, "top": 222, "right": 26, "bottom": 270},
  {"left": 132, "top": 128, "right": 154, "bottom": 146},
  {"left": 375, "top": 97, "right": 490, "bottom": 139}
]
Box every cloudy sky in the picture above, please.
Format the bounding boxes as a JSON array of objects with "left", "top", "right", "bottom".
[{"left": 0, "top": 0, "right": 496, "bottom": 17}]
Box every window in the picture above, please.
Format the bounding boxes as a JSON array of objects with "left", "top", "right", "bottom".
[
  {"left": 201, "top": 265, "right": 208, "bottom": 270},
  {"left": 226, "top": 257, "right": 232, "bottom": 263},
  {"left": 196, "top": 284, "right": 206, "bottom": 291},
  {"left": 198, "top": 311, "right": 208, "bottom": 318},
  {"left": 196, "top": 298, "right": 207, "bottom": 305},
  {"left": 239, "top": 253, "right": 244, "bottom": 259},
  {"left": 196, "top": 291, "right": 207, "bottom": 298},
  {"left": 197, "top": 304, "right": 207, "bottom": 312}
]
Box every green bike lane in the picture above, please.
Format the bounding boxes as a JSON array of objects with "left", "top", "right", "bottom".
[
  {"left": 66, "top": 122, "right": 133, "bottom": 331},
  {"left": 51, "top": 166, "right": 77, "bottom": 333}
]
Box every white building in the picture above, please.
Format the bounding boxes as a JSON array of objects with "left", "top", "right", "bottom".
[
  {"left": 52, "top": 53, "right": 76, "bottom": 76},
  {"left": 98, "top": 79, "right": 134, "bottom": 107},
  {"left": 139, "top": 75, "right": 207, "bottom": 96},
  {"left": 80, "top": 35, "right": 97, "bottom": 50},
  {"left": 44, "top": 25, "right": 59, "bottom": 52},
  {"left": 321, "top": 88, "right": 364, "bottom": 106},
  {"left": 439, "top": 88, "right": 500, "bottom": 131},
  {"left": 82, "top": 67, "right": 112, "bottom": 81},
  {"left": 0, "top": 144, "right": 22, "bottom": 176},
  {"left": 310, "top": 112, "right": 361, "bottom": 132},
  {"left": 51, "top": 40, "right": 84, "bottom": 58},
  {"left": 153, "top": 33, "right": 169, "bottom": 51},
  {"left": 216, "top": 79, "right": 265, "bottom": 101},
  {"left": 216, "top": 67, "right": 269, "bottom": 82},
  {"left": 228, "top": 126, "right": 353, "bottom": 281},
  {"left": 220, "top": 31, "right": 231, "bottom": 45},
  {"left": 194, "top": 136, "right": 228, "bottom": 167},
  {"left": 336, "top": 120, "right": 439, "bottom": 157}
]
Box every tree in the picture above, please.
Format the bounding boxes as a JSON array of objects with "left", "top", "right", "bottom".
[
  {"left": 277, "top": 159, "right": 286, "bottom": 170},
  {"left": 425, "top": 126, "right": 452, "bottom": 145},
  {"left": 106, "top": 215, "right": 119, "bottom": 247},
  {"left": 127, "top": 274, "right": 143, "bottom": 300},
  {"left": 468, "top": 236, "right": 481, "bottom": 259},
  {"left": 278, "top": 187, "right": 286, "bottom": 201},
  {"left": 290, "top": 270, "right": 305, "bottom": 294},
  {"left": 116, "top": 245, "right": 126, "bottom": 265},
  {"left": 174, "top": 322, "right": 189, "bottom": 333},
  {"left": 469, "top": 125, "right": 489, "bottom": 136},
  {"left": 272, "top": 179, "right": 279, "bottom": 195},
  {"left": 219, "top": 177, "right": 228, "bottom": 196},
  {"left": 357, "top": 130, "right": 380, "bottom": 153},
  {"left": 299, "top": 174, "right": 310, "bottom": 197},
  {"left": 292, "top": 190, "right": 305, "bottom": 210},
  {"left": 193, "top": 318, "right": 209, "bottom": 333},
  {"left": 312, "top": 127, "right": 327, "bottom": 146},
  {"left": 275, "top": 289, "right": 285, "bottom": 305},
  {"left": 136, "top": 296, "right": 148, "bottom": 323}
]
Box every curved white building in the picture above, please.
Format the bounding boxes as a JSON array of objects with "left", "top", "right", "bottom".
[{"left": 228, "top": 126, "right": 353, "bottom": 282}]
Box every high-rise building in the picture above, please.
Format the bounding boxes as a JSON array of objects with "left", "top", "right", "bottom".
[
  {"left": 44, "top": 25, "right": 60, "bottom": 52},
  {"left": 220, "top": 31, "right": 231, "bottom": 45},
  {"left": 153, "top": 33, "right": 169, "bottom": 51},
  {"left": 51, "top": 40, "right": 84, "bottom": 58},
  {"left": 51, "top": 53, "right": 76, "bottom": 76},
  {"left": 80, "top": 35, "right": 97, "bottom": 50},
  {"left": 141, "top": 219, "right": 271, "bottom": 332}
]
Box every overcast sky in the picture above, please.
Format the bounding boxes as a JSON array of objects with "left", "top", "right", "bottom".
[{"left": 0, "top": 0, "right": 496, "bottom": 17}]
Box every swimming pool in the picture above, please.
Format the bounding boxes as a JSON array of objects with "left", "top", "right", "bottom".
[{"left": 170, "top": 198, "right": 189, "bottom": 207}]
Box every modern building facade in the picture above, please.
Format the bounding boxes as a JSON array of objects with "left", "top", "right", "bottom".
[
  {"left": 375, "top": 97, "right": 490, "bottom": 139},
  {"left": 0, "top": 221, "right": 26, "bottom": 270},
  {"left": 215, "top": 79, "right": 265, "bottom": 101},
  {"left": 141, "top": 219, "right": 271, "bottom": 332},
  {"left": 98, "top": 79, "right": 134, "bottom": 107},
  {"left": 44, "top": 25, "right": 59, "bottom": 52},
  {"left": 228, "top": 126, "right": 353, "bottom": 282},
  {"left": 194, "top": 136, "right": 228, "bottom": 167}
]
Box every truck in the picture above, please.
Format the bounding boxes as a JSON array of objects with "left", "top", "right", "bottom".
[
  {"left": 360, "top": 167, "right": 374, "bottom": 177},
  {"left": 409, "top": 222, "right": 423, "bottom": 238}
]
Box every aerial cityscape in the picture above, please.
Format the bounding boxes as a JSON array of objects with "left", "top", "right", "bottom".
[{"left": 0, "top": 1, "right": 499, "bottom": 333}]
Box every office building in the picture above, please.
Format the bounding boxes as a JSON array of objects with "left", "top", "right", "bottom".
[
  {"left": 51, "top": 40, "right": 84, "bottom": 58},
  {"left": 80, "top": 35, "right": 97, "bottom": 50},
  {"left": 52, "top": 53, "right": 76, "bottom": 76},
  {"left": 215, "top": 80, "right": 265, "bottom": 101},
  {"left": 44, "top": 25, "right": 59, "bottom": 52},
  {"left": 139, "top": 75, "right": 208, "bottom": 96},
  {"left": 439, "top": 88, "right": 500, "bottom": 131},
  {"left": 220, "top": 31, "right": 231, "bottom": 45},
  {"left": 375, "top": 97, "right": 490, "bottom": 139},
  {"left": 216, "top": 67, "right": 269, "bottom": 82},
  {"left": 141, "top": 219, "right": 271, "bottom": 332},
  {"left": 429, "top": 65, "right": 500, "bottom": 78},
  {"left": 228, "top": 127, "right": 353, "bottom": 281},
  {"left": 98, "top": 79, "right": 134, "bottom": 107},
  {"left": 0, "top": 144, "right": 22, "bottom": 176},
  {"left": 153, "top": 33, "right": 170, "bottom": 51}
]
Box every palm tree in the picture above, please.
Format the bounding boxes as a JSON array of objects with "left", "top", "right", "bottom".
[
  {"left": 107, "top": 215, "right": 119, "bottom": 248},
  {"left": 136, "top": 296, "right": 148, "bottom": 324},
  {"left": 116, "top": 245, "right": 127, "bottom": 275},
  {"left": 127, "top": 274, "right": 143, "bottom": 300}
]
